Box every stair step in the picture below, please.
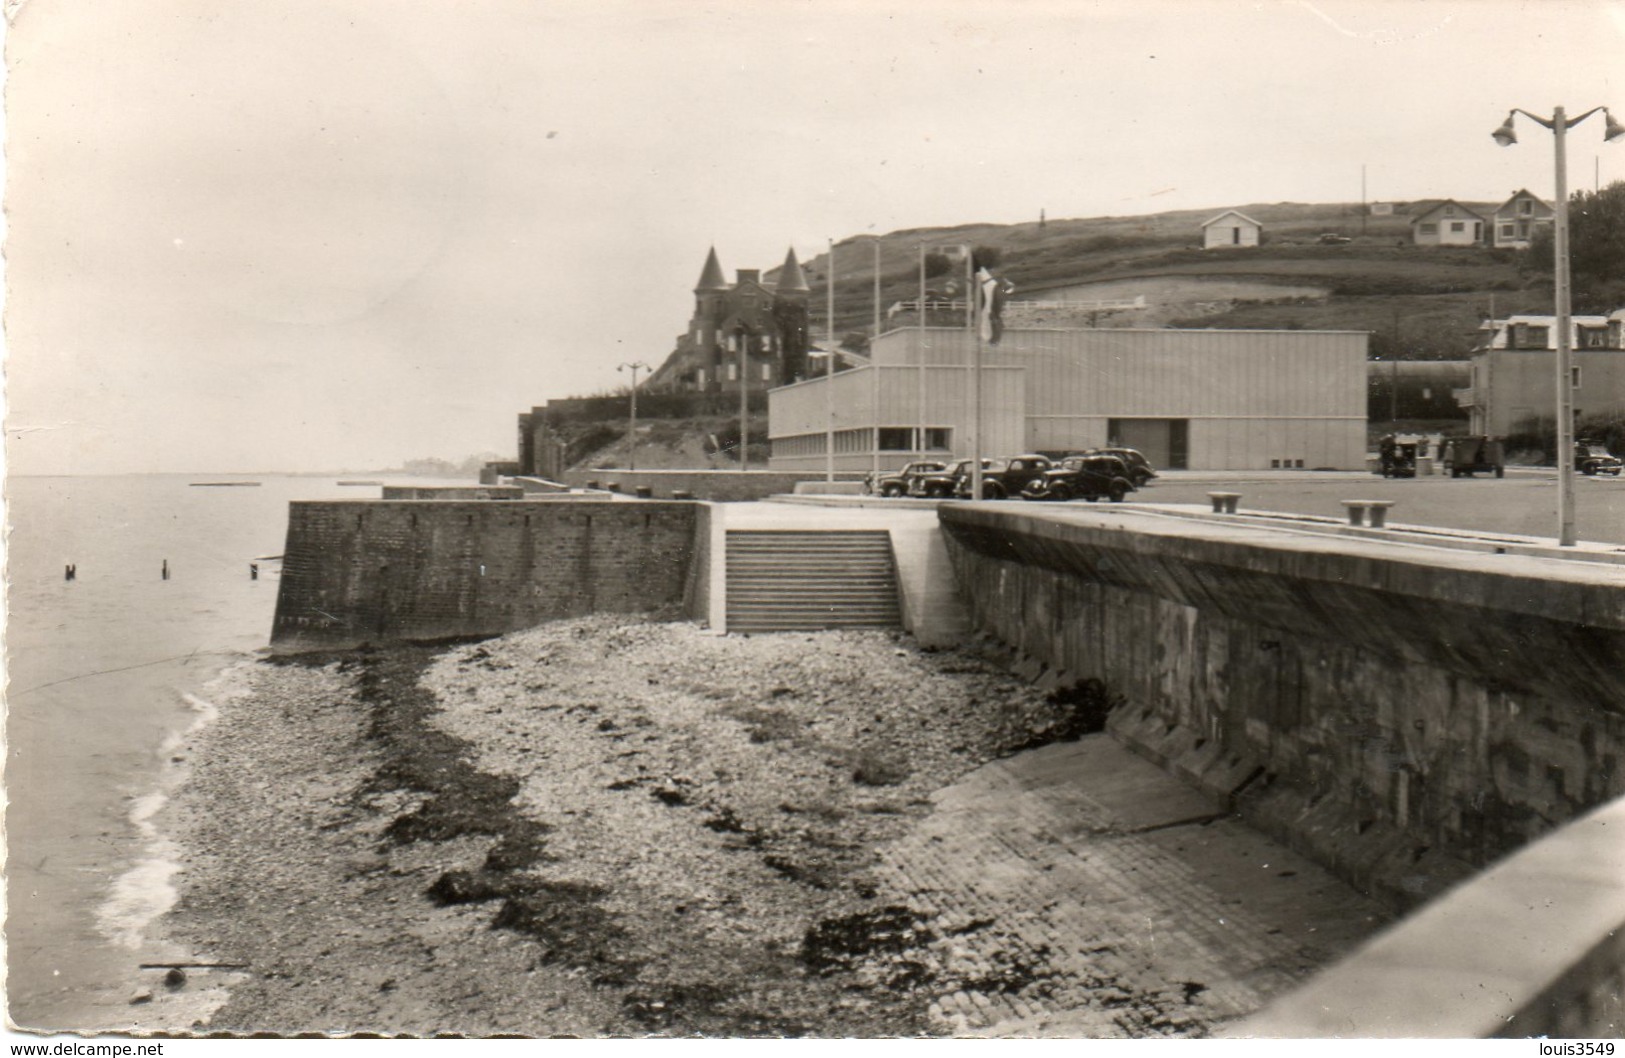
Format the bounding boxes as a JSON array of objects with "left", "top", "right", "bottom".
[{"left": 722, "top": 529, "right": 900, "bottom": 631}]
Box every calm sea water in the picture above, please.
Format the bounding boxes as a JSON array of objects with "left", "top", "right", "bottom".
[{"left": 4, "top": 473, "right": 446, "bottom": 1031}]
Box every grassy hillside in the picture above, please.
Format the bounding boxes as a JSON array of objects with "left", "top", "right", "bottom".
[{"left": 795, "top": 202, "right": 1552, "bottom": 359}]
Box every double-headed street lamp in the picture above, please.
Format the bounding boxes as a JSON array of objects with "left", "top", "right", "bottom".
[
  {"left": 1492, "top": 105, "right": 1624, "bottom": 547},
  {"left": 616, "top": 360, "right": 651, "bottom": 471}
]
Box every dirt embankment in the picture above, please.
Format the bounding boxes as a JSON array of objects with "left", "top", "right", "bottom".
[{"left": 159, "top": 617, "right": 1104, "bottom": 1037}]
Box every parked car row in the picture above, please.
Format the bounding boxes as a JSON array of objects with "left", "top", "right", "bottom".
[{"left": 864, "top": 448, "right": 1157, "bottom": 502}]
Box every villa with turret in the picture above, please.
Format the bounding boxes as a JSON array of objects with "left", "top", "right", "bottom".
[{"left": 645, "top": 246, "right": 814, "bottom": 394}]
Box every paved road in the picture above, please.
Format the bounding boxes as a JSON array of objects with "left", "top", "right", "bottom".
[{"left": 1135, "top": 470, "right": 1625, "bottom": 546}]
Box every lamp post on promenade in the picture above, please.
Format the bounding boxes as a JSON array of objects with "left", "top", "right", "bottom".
[
  {"left": 616, "top": 360, "right": 651, "bottom": 471},
  {"left": 1492, "top": 105, "right": 1624, "bottom": 546}
]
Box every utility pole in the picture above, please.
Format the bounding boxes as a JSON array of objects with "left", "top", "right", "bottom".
[
  {"left": 1390, "top": 309, "right": 1401, "bottom": 422},
  {"left": 616, "top": 361, "right": 651, "bottom": 471}
]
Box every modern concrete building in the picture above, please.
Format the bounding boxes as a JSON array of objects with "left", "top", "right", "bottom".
[
  {"left": 769, "top": 326, "right": 1369, "bottom": 472},
  {"left": 1410, "top": 200, "right": 1487, "bottom": 246},
  {"left": 1200, "top": 209, "right": 1262, "bottom": 249},
  {"left": 1453, "top": 311, "right": 1625, "bottom": 435}
]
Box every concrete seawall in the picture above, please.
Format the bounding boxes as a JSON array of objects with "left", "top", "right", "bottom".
[
  {"left": 271, "top": 500, "right": 701, "bottom": 652},
  {"left": 938, "top": 503, "right": 1625, "bottom": 908}
]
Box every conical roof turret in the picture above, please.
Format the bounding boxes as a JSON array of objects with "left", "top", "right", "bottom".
[
  {"left": 775, "top": 247, "right": 811, "bottom": 294},
  {"left": 694, "top": 246, "right": 728, "bottom": 293}
]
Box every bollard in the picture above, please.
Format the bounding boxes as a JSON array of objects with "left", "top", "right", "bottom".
[
  {"left": 162, "top": 559, "right": 169, "bottom": 581},
  {"left": 1341, "top": 500, "right": 1396, "bottom": 528},
  {"left": 605, "top": 481, "right": 621, "bottom": 493},
  {"left": 635, "top": 485, "right": 653, "bottom": 499},
  {"left": 1206, "top": 492, "right": 1241, "bottom": 514}
]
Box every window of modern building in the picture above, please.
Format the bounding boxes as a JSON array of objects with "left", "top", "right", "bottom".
[
  {"left": 1419, "top": 223, "right": 1438, "bottom": 235},
  {"left": 1501, "top": 223, "right": 1516, "bottom": 237},
  {"left": 1520, "top": 199, "right": 1533, "bottom": 215},
  {"left": 1572, "top": 366, "right": 1582, "bottom": 388},
  {"left": 1450, "top": 222, "right": 1464, "bottom": 233},
  {"left": 1444, "top": 205, "right": 1456, "bottom": 216},
  {"left": 924, "top": 427, "right": 952, "bottom": 450},
  {"left": 878, "top": 427, "right": 913, "bottom": 451}
]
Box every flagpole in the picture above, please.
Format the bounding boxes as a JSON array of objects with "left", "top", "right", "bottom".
[
  {"left": 969, "top": 250, "right": 983, "bottom": 502},
  {"left": 825, "top": 237, "right": 835, "bottom": 483},
  {"left": 917, "top": 244, "right": 927, "bottom": 463}
]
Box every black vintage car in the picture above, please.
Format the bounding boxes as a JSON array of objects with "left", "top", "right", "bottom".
[
  {"left": 866, "top": 459, "right": 948, "bottom": 497},
  {"left": 1022, "top": 454, "right": 1135, "bottom": 502},
  {"left": 911, "top": 458, "right": 991, "bottom": 498},
  {"left": 952, "top": 454, "right": 1052, "bottom": 499},
  {"left": 1088, "top": 447, "right": 1157, "bottom": 487},
  {"left": 1576, "top": 442, "right": 1623, "bottom": 476}
]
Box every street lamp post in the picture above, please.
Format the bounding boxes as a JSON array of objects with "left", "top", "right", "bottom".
[
  {"left": 616, "top": 360, "right": 652, "bottom": 471},
  {"left": 1492, "top": 105, "right": 1624, "bottom": 547}
]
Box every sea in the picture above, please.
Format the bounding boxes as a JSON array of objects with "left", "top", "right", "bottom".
[{"left": 4, "top": 473, "right": 449, "bottom": 1033}]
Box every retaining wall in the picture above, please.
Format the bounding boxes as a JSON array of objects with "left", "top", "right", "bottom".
[
  {"left": 271, "top": 500, "right": 701, "bottom": 651},
  {"left": 561, "top": 468, "right": 866, "bottom": 502},
  {"left": 380, "top": 485, "right": 525, "bottom": 500},
  {"left": 939, "top": 504, "right": 1625, "bottom": 908}
]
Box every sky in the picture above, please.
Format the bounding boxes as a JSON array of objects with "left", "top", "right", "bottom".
[{"left": 4, "top": 0, "right": 1625, "bottom": 474}]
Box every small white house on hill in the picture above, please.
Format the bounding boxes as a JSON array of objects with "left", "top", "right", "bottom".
[
  {"left": 1410, "top": 200, "right": 1486, "bottom": 246},
  {"left": 1201, "top": 210, "right": 1262, "bottom": 249}
]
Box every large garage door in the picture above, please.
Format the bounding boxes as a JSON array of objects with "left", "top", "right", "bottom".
[{"left": 1108, "top": 419, "right": 1189, "bottom": 470}]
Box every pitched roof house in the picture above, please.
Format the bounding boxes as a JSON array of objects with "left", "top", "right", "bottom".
[
  {"left": 1410, "top": 200, "right": 1486, "bottom": 246},
  {"left": 1491, "top": 189, "right": 1554, "bottom": 249},
  {"left": 1200, "top": 210, "right": 1262, "bottom": 249}
]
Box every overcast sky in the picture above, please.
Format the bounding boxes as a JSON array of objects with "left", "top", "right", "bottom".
[{"left": 6, "top": 0, "right": 1624, "bottom": 474}]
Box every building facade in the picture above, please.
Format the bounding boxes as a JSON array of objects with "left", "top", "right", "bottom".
[
  {"left": 1201, "top": 209, "right": 1262, "bottom": 249},
  {"left": 1410, "top": 200, "right": 1487, "bottom": 246},
  {"left": 644, "top": 247, "right": 812, "bottom": 394},
  {"left": 769, "top": 326, "right": 1369, "bottom": 472},
  {"left": 1491, "top": 189, "right": 1554, "bottom": 249},
  {"left": 1453, "top": 312, "right": 1625, "bottom": 435}
]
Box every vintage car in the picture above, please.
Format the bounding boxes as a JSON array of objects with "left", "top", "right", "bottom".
[
  {"left": 1576, "top": 443, "right": 1623, "bottom": 476},
  {"left": 911, "top": 458, "right": 992, "bottom": 498},
  {"left": 1087, "top": 447, "right": 1157, "bottom": 487},
  {"left": 1022, "top": 454, "right": 1135, "bottom": 503},
  {"left": 1441, "top": 436, "right": 1505, "bottom": 478},
  {"left": 952, "top": 454, "right": 1052, "bottom": 499},
  {"left": 866, "top": 459, "right": 948, "bottom": 497}
]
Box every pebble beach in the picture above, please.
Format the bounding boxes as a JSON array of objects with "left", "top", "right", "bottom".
[{"left": 143, "top": 616, "right": 1094, "bottom": 1037}]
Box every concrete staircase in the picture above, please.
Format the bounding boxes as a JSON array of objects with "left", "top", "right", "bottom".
[{"left": 725, "top": 530, "right": 902, "bottom": 632}]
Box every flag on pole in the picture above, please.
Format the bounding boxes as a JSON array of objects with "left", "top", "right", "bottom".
[{"left": 976, "top": 265, "right": 1015, "bottom": 345}]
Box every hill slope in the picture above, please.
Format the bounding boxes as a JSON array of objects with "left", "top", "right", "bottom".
[{"left": 790, "top": 201, "right": 1546, "bottom": 359}]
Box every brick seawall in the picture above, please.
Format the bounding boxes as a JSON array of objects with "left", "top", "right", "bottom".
[{"left": 271, "top": 500, "right": 701, "bottom": 651}]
